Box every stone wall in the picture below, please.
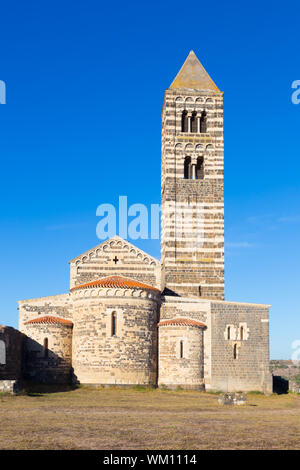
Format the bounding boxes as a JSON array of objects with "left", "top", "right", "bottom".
[
  {"left": 70, "top": 236, "right": 161, "bottom": 290},
  {"left": 0, "top": 325, "right": 24, "bottom": 381},
  {"left": 159, "top": 296, "right": 211, "bottom": 385},
  {"left": 0, "top": 380, "right": 19, "bottom": 394},
  {"left": 209, "top": 301, "right": 272, "bottom": 393},
  {"left": 72, "top": 286, "right": 160, "bottom": 385},
  {"left": 18, "top": 293, "right": 72, "bottom": 331},
  {"left": 22, "top": 322, "right": 73, "bottom": 384},
  {"left": 158, "top": 323, "right": 205, "bottom": 390}
]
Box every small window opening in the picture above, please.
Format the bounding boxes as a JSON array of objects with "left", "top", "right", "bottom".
[
  {"left": 191, "top": 111, "right": 197, "bottom": 133},
  {"left": 181, "top": 111, "right": 188, "bottom": 132},
  {"left": 227, "top": 326, "right": 231, "bottom": 340},
  {"left": 184, "top": 156, "right": 192, "bottom": 179},
  {"left": 43, "top": 338, "right": 48, "bottom": 358},
  {"left": 240, "top": 326, "right": 244, "bottom": 341},
  {"left": 180, "top": 340, "right": 184, "bottom": 358},
  {"left": 200, "top": 111, "right": 207, "bottom": 133},
  {"left": 111, "top": 311, "right": 117, "bottom": 336},
  {"left": 196, "top": 157, "right": 204, "bottom": 180},
  {"left": 233, "top": 343, "right": 237, "bottom": 359},
  {"left": 198, "top": 286, "right": 202, "bottom": 297}
]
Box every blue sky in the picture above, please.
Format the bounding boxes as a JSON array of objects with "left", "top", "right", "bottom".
[{"left": 0, "top": 0, "right": 299, "bottom": 358}]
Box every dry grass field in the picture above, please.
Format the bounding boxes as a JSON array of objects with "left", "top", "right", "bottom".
[{"left": 0, "top": 386, "right": 299, "bottom": 450}]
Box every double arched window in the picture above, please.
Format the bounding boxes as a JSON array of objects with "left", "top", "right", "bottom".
[
  {"left": 184, "top": 156, "right": 204, "bottom": 180},
  {"left": 181, "top": 110, "right": 207, "bottom": 133}
]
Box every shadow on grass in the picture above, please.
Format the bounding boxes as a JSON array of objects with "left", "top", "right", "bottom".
[{"left": 19, "top": 381, "right": 80, "bottom": 396}]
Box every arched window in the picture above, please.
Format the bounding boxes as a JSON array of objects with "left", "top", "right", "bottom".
[
  {"left": 196, "top": 157, "right": 204, "bottom": 180},
  {"left": 200, "top": 111, "right": 207, "bottom": 133},
  {"left": 233, "top": 343, "right": 237, "bottom": 359},
  {"left": 0, "top": 340, "right": 6, "bottom": 365},
  {"left": 180, "top": 340, "right": 184, "bottom": 358},
  {"left": 181, "top": 111, "right": 188, "bottom": 132},
  {"left": 191, "top": 111, "right": 197, "bottom": 133},
  {"left": 184, "top": 156, "right": 192, "bottom": 179},
  {"left": 240, "top": 326, "right": 244, "bottom": 341},
  {"left": 111, "top": 311, "right": 117, "bottom": 336},
  {"left": 227, "top": 326, "right": 231, "bottom": 340},
  {"left": 43, "top": 338, "right": 48, "bottom": 358}
]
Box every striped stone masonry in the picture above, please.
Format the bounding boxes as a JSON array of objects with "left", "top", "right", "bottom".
[{"left": 161, "top": 88, "right": 224, "bottom": 299}]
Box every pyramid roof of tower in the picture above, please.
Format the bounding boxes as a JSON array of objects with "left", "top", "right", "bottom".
[{"left": 170, "top": 50, "right": 220, "bottom": 92}]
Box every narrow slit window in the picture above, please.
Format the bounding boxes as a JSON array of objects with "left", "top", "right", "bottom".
[
  {"left": 233, "top": 343, "right": 237, "bottom": 359},
  {"left": 180, "top": 340, "right": 184, "bottom": 358},
  {"left": 111, "top": 311, "right": 117, "bottom": 336},
  {"left": 43, "top": 338, "right": 48, "bottom": 358},
  {"left": 240, "top": 326, "right": 244, "bottom": 341},
  {"left": 227, "top": 326, "right": 231, "bottom": 340}
]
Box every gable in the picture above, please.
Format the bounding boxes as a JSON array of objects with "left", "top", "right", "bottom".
[{"left": 69, "top": 236, "right": 160, "bottom": 289}]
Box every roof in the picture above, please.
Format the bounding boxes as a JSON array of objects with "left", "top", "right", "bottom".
[
  {"left": 170, "top": 50, "right": 220, "bottom": 92},
  {"left": 157, "top": 318, "right": 206, "bottom": 328},
  {"left": 24, "top": 316, "right": 73, "bottom": 326},
  {"left": 70, "top": 275, "right": 161, "bottom": 292}
]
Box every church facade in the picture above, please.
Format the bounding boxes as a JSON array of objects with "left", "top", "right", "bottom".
[{"left": 18, "top": 51, "right": 272, "bottom": 393}]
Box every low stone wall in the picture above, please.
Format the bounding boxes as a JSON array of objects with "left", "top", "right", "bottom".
[
  {"left": 0, "top": 325, "right": 24, "bottom": 380},
  {"left": 0, "top": 380, "right": 19, "bottom": 394},
  {"left": 209, "top": 301, "right": 273, "bottom": 393}
]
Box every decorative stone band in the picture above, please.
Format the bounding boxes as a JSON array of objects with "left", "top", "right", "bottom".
[
  {"left": 72, "top": 288, "right": 160, "bottom": 300},
  {"left": 70, "top": 275, "right": 161, "bottom": 300},
  {"left": 157, "top": 318, "right": 206, "bottom": 328},
  {"left": 24, "top": 316, "right": 73, "bottom": 327}
]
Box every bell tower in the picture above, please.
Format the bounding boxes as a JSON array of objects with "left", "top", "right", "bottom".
[{"left": 161, "top": 51, "right": 224, "bottom": 300}]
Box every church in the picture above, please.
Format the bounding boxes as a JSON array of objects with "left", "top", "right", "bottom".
[{"left": 17, "top": 51, "right": 272, "bottom": 392}]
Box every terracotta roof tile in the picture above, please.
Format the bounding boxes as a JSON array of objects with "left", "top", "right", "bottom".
[
  {"left": 157, "top": 318, "right": 206, "bottom": 328},
  {"left": 70, "top": 275, "right": 160, "bottom": 292},
  {"left": 24, "top": 316, "right": 73, "bottom": 326}
]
